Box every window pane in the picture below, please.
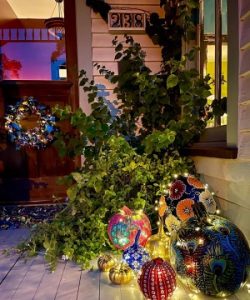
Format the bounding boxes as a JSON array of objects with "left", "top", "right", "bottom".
[
  {"left": 204, "top": 0, "right": 227, "bottom": 35},
  {"left": 0, "top": 0, "right": 66, "bottom": 80},
  {"left": 204, "top": 43, "right": 228, "bottom": 127}
]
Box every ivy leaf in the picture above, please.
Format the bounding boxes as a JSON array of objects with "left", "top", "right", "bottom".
[
  {"left": 167, "top": 74, "right": 179, "bottom": 89},
  {"left": 115, "top": 52, "right": 122, "bottom": 60},
  {"left": 71, "top": 172, "right": 83, "bottom": 183}
]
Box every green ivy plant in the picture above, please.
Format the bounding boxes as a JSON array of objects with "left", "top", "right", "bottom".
[
  {"left": 20, "top": 1, "right": 213, "bottom": 269},
  {"left": 23, "top": 136, "right": 195, "bottom": 270},
  {"left": 96, "top": 35, "right": 211, "bottom": 151}
]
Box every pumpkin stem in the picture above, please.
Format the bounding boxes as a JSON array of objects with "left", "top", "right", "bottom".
[{"left": 135, "top": 229, "right": 141, "bottom": 245}]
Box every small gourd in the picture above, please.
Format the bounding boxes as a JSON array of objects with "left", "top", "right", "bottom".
[
  {"left": 109, "top": 262, "right": 133, "bottom": 285},
  {"left": 97, "top": 254, "right": 116, "bottom": 272}
]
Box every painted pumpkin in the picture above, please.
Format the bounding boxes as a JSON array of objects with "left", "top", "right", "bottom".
[
  {"left": 97, "top": 254, "right": 116, "bottom": 272},
  {"left": 123, "top": 230, "right": 150, "bottom": 272},
  {"left": 165, "top": 175, "right": 217, "bottom": 229},
  {"left": 108, "top": 206, "right": 151, "bottom": 250},
  {"left": 109, "top": 262, "right": 133, "bottom": 284},
  {"left": 138, "top": 258, "right": 176, "bottom": 300},
  {"left": 171, "top": 203, "right": 250, "bottom": 297}
]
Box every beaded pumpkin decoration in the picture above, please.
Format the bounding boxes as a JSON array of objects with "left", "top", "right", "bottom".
[
  {"left": 138, "top": 258, "right": 176, "bottom": 300},
  {"left": 165, "top": 175, "right": 217, "bottom": 231},
  {"left": 123, "top": 230, "right": 150, "bottom": 272},
  {"left": 170, "top": 203, "right": 250, "bottom": 297},
  {"left": 108, "top": 206, "right": 151, "bottom": 250}
]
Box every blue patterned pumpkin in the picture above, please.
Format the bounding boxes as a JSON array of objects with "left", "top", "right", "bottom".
[
  {"left": 170, "top": 203, "right": 250, "bottom": 297},
  {"left": 123, "top": 230, "right": 150, "bottom": 272},
  {"left": 166, "top": 175, "right": 217, "bottom": 224}
]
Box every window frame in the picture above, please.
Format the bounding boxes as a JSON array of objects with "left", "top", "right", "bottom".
[{"left": 186, "top": 0, "right": 238, "bottom": 158}]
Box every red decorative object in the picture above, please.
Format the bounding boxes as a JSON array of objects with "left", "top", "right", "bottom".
[
  {"left": 108, "top": 206, "right": 151, "bottom": 250},
  {"left": 138, "top": 258, "right": 176, "bottom": 300}
]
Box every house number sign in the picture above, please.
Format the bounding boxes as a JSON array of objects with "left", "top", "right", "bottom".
[{"left": 108, "top": 10, "right": 146, "bottom": 32}]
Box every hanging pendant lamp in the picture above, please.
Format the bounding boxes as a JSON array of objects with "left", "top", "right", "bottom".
[{"left": 44, "top": 0, "right": 65, "bottom": 40}]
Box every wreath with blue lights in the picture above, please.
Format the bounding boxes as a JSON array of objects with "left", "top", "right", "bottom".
[{"left": 5, "top": 96, "right": 58, "bottom": 149}]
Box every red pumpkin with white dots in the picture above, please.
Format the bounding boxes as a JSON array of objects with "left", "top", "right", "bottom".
[{"left": 138, "top": 258, "right": 176, "bottom": 300}]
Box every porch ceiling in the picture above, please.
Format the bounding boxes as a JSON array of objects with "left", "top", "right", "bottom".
[{"left": 6, "top": 0, "right": 62, "bottom": 19}]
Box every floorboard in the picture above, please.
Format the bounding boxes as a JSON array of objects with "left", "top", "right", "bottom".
[
  {"left": 33, "top": 260, "right": 67, "bottom": 300},
  {"left": 77, "top": 269, "right": 100, "bottom": 300},
  {"left": 0, "top": 228, "right": 249, "bottom": 300},
  {"left": 54, "top": 261, "right": 82, "bottom": 300}
]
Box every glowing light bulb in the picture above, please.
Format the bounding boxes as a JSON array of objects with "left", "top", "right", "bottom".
[
  {"left": 207, "top": 217, "right": 212, "bottom": 223},
  {"left": 184, "top": 173, "right": 188, "bottom": 177},
  {"left": 155, "top": 207, "right": 158, "bottom": 211},
  {"left": 198, "top": 238, "right": 204, "bottom": 245},
  {"left": 195, "top": 227, "right": 200, "bottom": 232},
  {"left": 216, "top": 209, "right": 221, "bottom": 214},
  {"left": 168, "top": 183, "right": 172, "bottom": 187},
  {"left": 173, "top": 174, "right": 178, "bottom": 179},
  {"left": 155, "top": 200, "right": 159, "bottom": 204}
]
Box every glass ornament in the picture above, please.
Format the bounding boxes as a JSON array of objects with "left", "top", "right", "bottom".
[
  {"left": 145, "top": 217, "right": 170, "bottom": 261},
  {"left": 123, "top": 230, "right": 150, "bottom": 273},
  {"left": 138, "top": 257, "right": 176, "bottom": 300},
  {"left": 109, "top": 262, "right": 133, "bottom": 285},
  {"left": 166, "top": 175, "right": 217, "bottom": 225},
  {"left": 171, "top": 203, "right": 250, "bottom": 297},
  {"left": 108, "top": 206, "right": 151, "bottom": 250}
]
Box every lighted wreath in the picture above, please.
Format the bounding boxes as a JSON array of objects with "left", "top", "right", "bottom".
[{"left": 5, "top": 96, "right": 58, "bottom": 149}]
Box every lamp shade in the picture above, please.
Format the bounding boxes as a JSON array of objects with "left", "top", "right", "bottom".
[{"left": 44, "top": 0, "right": 65, "bottom": 40}]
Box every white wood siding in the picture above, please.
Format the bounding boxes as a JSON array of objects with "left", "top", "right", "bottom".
[
  {"left": 91, "top": 0, "right": 163, "bottom": 94},
  {"left": 239, "top": 0, "right": 250, "bottom": 158},
  {"left": 193, "top": 157, "right": 250, "bottom": 241}
]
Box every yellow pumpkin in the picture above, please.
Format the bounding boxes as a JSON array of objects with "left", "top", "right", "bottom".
[
  {"left": 97, "top": 254, "right": 116, "bottom": 272},
  {"left": 145, "top": 218, "right": 170, "bottom": 261},
  {"left": 109, "top": 262, "right": 133, "bottom": 284}
]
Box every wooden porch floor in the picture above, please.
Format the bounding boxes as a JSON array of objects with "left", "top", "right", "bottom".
[{"left": 0, "top": 229, "right": 249, "bottom": 300}]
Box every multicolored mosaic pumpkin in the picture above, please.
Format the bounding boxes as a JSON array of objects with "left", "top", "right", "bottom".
[
  {"left": 165, "top": 175, "right": 217, "bottom": 229},
  {"left": 170, "top": 203, "right": 250, "bottom": 297},
  {"left": 138, "top": 258, "right": 176, "bottom": 300},
  {"left": 108, "top": 206, "right": 151, "bottom": 250},
  {"left": 123, "top": 230, "right": 150, "bottom": 272}
]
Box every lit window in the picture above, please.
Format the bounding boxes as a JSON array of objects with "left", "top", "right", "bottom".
[{"left": 201, "top": 0, "right": 228, "bottom": 127}]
